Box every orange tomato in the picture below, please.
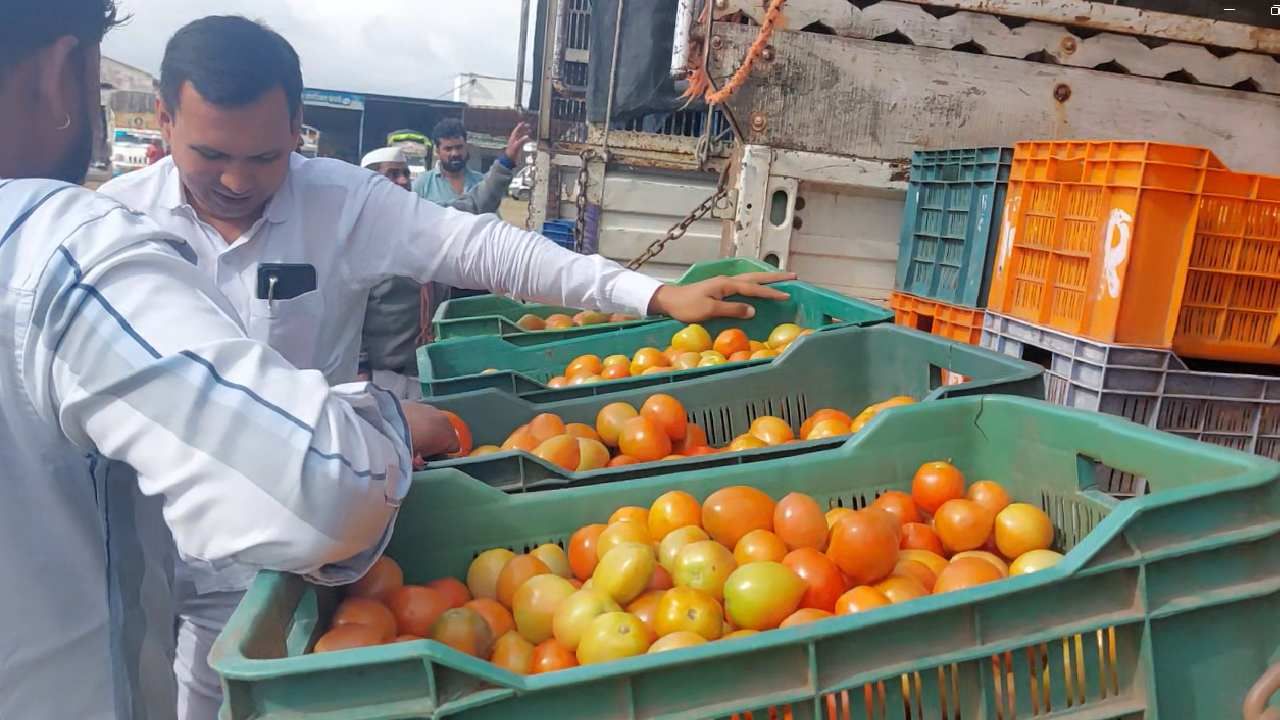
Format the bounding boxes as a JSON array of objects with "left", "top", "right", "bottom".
[
  {"left": 890, "top": 559, "right": 937, "bottom": 592},
  {"left": 576, "top": 612, "right": 651, "bottom": 664},
  {"left": 966, "top": 480, "right": 1012, "bottom": 517},
  {"left": 513, "top": 574, "right": 577, "bottom": 643},
  {"left": 671, "top": 424, "right": 709, "bottom": 454},
  {"left": 600, "top": 364, "right": 631, "bottom": 380},
  {"left": 625, "top": 590, "right": 665, "bottom": 643},
  {"left": 596, "top": 521, "right": 652, "bottom": 561},
  {"left": 595, "top": 402, "right": 639, "bottom": 448},
  {"left": 431, "top": 608, "right": 494, "bottom": 658},
  {"left": 673, "top": 351, "right": 702, "bottom": 370},
  {"left": 528, "top": 413, "right": 567, "bottom": 443},
  {"left": 648, "top": 490, "right": 701, "bottom": 540},
  {"left": 702, "top": 486, "right": 776, "bottom": 548},
  {"left": 602, "top": 354, "right": 630, "bottom": 368},
  {"left": 465, "top": 598, "right": 515, "bottom": 639},
  {"left": 547, "top": 376, "right": 569, "bottom": 389},
  {"left": 780, "top": 608, "right": 833, "bottom": 628},
  {"left": 933, "top": 557, "right": 1004, "bottom": 594},
  {"left": 348, "top": 556, "right": 404, "bottom": 602},
  {"left": 782, "top": 548, "right": 847, "bottom": 612},
  {"left": 774, "top": 492, "right": 829, "bottom": 551},
  {"left": 993, "top": 503, "right": 1055, "bottom": 560},
  {"left": 501, "top": 426, "right": 539, "bottom": 453},
  {"left": 648, "top": 631, "right": 708, "bottom": 653},
  {"left": 533, "top": 434, "right": 580, "bottom": 471},
  {"left": 713, "top": 328, "right": 751, "bottom": 358},
  {"left": 897, "top": 549, "right": 949, "bottom": 577},
  {"left": 722, "top": 562, "right": 806, "bottom": 631},
  {"left": 728, "top": 350, "right": 752, "bottom": 362},
  {"left": 748, "top": 416, "right": 795, "bottom": 446},
  {"left": 576, "top": 438, "right": 610, "bottom": 471},
  {"left": 834, "top": 586, "right": 891, "bottom": 615},
  {"left": 899, "top": 522, "right": 945, "bottom": 555},
  {"left": 655, "top": 587, "right": 724, "bottom": 640},
  {"left": 728, "top": 433, "right": 768, "bottom": 452},
  {"left": 565, "top": 354, "right": 603, "bottom": 379},
  {"left": 800, "top": 409, "right": 854, "bottom": 439},
  {"left": 685, "top": 445, "right": 719, "bottom": 457},
  {"left": 826, "top": 508, "right": 899, "bottom": 586},
  {"left": 530, "top": 639, "right": 578, "bottom": 673},
  {"left": 314, "top": 624, "right": 386, "bottom": 652},
  {"left": 565, "top": 420, "right": 599, "bottom": 438},
  {"left": 466, "top": 548, "right": 514, "bottom": 600},
  {"left": 618, "top": 416, "right": 672, "bottom": 462},
  {"left": 440, "top": 410, "right": 473, "bottom": 457},
  {"left": 805, "top": 418, "right": 851, "bottom": 440},
  {"left": 491, "top": 631, "right": 535, "bottom": 674},
  {"left": 911, "top": 461, "right": 966, "bottom": 515},
  {"left": 568, "top": 524, "right": 607, "bottom": 581},
  {"left": 332, "top": 597, "right": 398, "bottom": 642},
  {"left": 608, "top": 455, "right": 640, "bottom": 467},
  {"left": 544, "top": 314, "right": 574, "bottom": 330},
  {"left": 496, "top": 554, "right": 552, "bottom": 608},
  {"left": 609, "top": 506, "right": 649, "bottom": 527},
  {"left": 933, "top": 499, "right": 994, "bottom": 554},
  {"left": 647, "top": 564, "right": 674, "bottom": 591},
  {"left": 870, "top": 491, "right": 921, "bottom": 527},
  {"left": 734, "top": 529, "right": 789, "bottom": 564},
  {"left": 385, "top": 586, "right": 450, "bottom": 638},
  {"left": 873, "top": 574, "right": 929, "bottom": 604},
  {"left": 630, "top": 347, "right": 670, "bottom": 376},
  {"left": 640, "top": 394, "right": 688, "bottom": 441},
  {"left": 569, "top": 373, "right": 601, "bottom": 385},
  {"left": 393, "top": 634, "right": 423, "bottom": 643},
  {"left": 426, "top": 577, "right": 471, "bottom": 608},
  {"left": 950, "top": 551, "right": 1009, "bottom": 578}
]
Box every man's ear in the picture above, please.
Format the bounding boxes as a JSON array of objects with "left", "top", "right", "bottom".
[
  {"left": 157, "top": 96, "right": 175, "bottom": 146},
  {"left": 34, "top": 36, "right": 82, "bottom": 130}
]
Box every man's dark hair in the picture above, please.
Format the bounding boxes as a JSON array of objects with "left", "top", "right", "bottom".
[
  {"left": 432, "top": 118, "right": 467, "bottom": 144},
  {"left": 1, "top": 0, "right": 123, "bottom": 74},
  {"left": 160, "top": 16, "right": 303, "bottom": 124}
]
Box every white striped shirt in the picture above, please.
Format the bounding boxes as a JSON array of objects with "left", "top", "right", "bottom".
[{"left": 0, "top": 178, "right": 414, "bottom": 719}]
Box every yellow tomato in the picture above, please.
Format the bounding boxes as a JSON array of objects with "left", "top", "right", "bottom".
[
  {"left": 576, "top": 612, "right": 651, "bottom": 664},
  {"left": 654, "top": 587, "right": 724, "bottom": 640},
  {"left": 671, "top": 540, "right": 737, "bottom": 600},
  {"left": 591, "top": 543, "right": 655, "bottom": 605},
  {"left": 552, "top": 589, "right": 621, "bottom": 650}
]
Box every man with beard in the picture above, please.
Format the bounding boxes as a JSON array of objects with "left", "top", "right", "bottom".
[
  {"left": 0, "top": 2, "right": 459, "bottom": 718},
  {"left": 99, "top": 16, "right": 792, "bottom": 719},
  {"left": 414, "top": 117, "right": 527, "bottom": 212}
]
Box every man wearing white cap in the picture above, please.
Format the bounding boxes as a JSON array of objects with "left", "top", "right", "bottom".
[{"left": 360, "top": 146, "right": 412, "bottom": 190}]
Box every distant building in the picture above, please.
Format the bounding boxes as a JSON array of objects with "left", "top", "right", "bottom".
[
  {"left": 452, "top": 73, "right": 532, "bottom": 109},
  {"left": 101, "top": 57, "right": 156, "bottom": 94}
]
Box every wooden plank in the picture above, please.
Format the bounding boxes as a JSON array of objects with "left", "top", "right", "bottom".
[
  {"left": 719, "top": 1, "right": 1280, "bottom": 94},
  {"left": 719, "top": 0, "right": 1280, "bottom": 55},
  {"left": 710, "top": 23, "right": 1280, "bottom": 173},
  {"left": 770, "top": 148, "right": 909, "bottom": 191}
]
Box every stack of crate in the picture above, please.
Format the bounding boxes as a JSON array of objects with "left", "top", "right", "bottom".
[
  {"left": 890, "top": 147, "right": 1013, "bottom": 383},
  {"left": 981, "top": 140, "right": 1280, "bottom": 467}
]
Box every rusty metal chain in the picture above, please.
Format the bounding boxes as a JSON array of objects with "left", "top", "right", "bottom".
[
  {"left": 626, "top": 166, "right": 731, "bottom": 270},
  {"left": 572, "top": 149, "right": 599, "bottom": 253}
]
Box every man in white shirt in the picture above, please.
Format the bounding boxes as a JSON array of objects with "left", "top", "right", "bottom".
[
  {"left": 100, "top": 15, "right": 792, "bottom": 720},
  {"left": 0, "top": 2, "right": 460, "bottom": 718}
]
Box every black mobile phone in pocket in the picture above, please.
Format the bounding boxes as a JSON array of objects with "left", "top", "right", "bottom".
[{"left": 256, "top": 263, "right": 317, "bottom": 300}]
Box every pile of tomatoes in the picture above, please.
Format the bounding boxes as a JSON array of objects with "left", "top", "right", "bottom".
[
  {"left": 459, "top": 393, "right": 915, "bottom": 470},
  {"left": 515, "top": 310, "right": 637, "bottom": 332},
  {"left": 312, "top": 463, "right": 1065, "bottom": 672},
  {"left": 544, "top": 322, "right": 811, "bottom": 388}
]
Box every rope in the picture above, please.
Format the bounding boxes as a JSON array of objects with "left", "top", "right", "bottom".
[{"left": 702, "top": 0, "right": 787, "bottom": 106}]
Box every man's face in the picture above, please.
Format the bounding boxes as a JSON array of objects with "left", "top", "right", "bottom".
[
  {"left": 161, "top": 82, "right": 299, "bottom": 222},
  {"left": 374, "top": 161, "right": 411, "bottom": 190},
  {"left": 435, "top": 135, "right": 468, "bottom": 173}
]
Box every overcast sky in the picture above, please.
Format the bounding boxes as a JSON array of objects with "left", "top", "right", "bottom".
[{"left": 102, "top": 0, "right": 532, "bottom": 100}]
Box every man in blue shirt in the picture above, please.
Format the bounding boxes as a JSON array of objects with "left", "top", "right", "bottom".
[{"left": 414, "top": 117, "right": 529, "bottom": 210}]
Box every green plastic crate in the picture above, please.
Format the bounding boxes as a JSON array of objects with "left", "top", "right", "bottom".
[
  {"left": 212, "top": 396, "right": 1280, "bottom": 720},
  {"left": 421, "top": 324, "right": 1043, "bottom": 491},
  {"left": 419, "top": 282, "right": 894, "bottom": 399},
  {"left": 431, "top": 258, "right": 778, "bottom": 341}
]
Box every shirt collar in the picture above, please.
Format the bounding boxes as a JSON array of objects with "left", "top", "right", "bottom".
[{"left": 159, "top": 157, "right": 186, "bottom": 211}]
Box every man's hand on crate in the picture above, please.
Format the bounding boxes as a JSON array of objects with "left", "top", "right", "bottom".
[
  {"left": 401, "top": 402, "right": 461, "bottom": 463},
  {"left": 648, "top": 271, "right": 795, "bottom": 322}
]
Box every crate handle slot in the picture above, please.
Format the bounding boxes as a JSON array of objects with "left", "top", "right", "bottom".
[{"left": 1243, "top": 662, "right": 1280, "bottom": 720}]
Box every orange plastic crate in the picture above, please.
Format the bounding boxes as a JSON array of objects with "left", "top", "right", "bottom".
[
  {"left": 890, "top": 290, "right": 985, "bottom": 345},
  {"left": 889, "top": 291, "right": 985, "bottom": 385},
  {"left": 987, "top": 141, "right": 1280, "bottom": 365}
]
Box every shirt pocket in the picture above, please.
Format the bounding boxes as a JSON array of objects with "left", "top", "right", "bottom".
[{"left": 247, "top": 289, "right": 324, "bottom": 370}]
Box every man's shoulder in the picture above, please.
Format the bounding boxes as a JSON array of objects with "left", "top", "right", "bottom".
[
  {"left": 290, "top": 154, "right": 375, "bottom": 189},
  {"left": 98, "top": 158, "right": 173, "bottom": 211}
]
